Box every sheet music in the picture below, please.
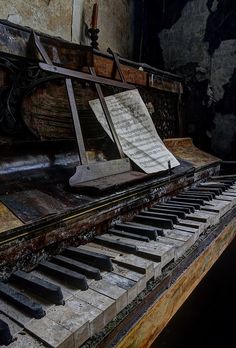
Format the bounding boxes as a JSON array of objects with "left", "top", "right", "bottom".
[{"left": 89, "top": 89, "right": 180, "bottom": 174}]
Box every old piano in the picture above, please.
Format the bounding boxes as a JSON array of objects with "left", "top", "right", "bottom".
[{"left": 0, "top": 21, "right": 236, "bottom": 348}]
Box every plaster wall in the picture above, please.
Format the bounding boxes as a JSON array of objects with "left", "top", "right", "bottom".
[
  {"left": 0, "top": 0, "right": 73, "bottom": 41},
  {"left": 158, "top": 0, "right": 236, "bottom": 159},
  {"left": 0, "top": 0, "right": 133, "bottom": 58}
]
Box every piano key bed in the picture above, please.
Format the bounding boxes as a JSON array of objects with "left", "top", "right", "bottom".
[{"left": 1, "top": 177, "right": 236, "bottom": 348}]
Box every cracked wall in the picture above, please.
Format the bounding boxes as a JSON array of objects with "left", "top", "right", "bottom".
[
  {"left": 157, "top": 0, "right": 236, "bottom": 159},
  {"left": 0, "top": 0, "right": 73, "bottom": 41},
  {"left": 0, "top": 0, "right": 134, "bottom": 58}
]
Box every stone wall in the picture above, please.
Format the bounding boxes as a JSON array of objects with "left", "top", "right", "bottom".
[{"left": 0, "top": 0, "right": 134, "bottom": 58}]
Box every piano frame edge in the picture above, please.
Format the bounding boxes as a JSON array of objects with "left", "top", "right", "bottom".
[{"left": 95, "top": 206, "right": 236, "bottom": 348}]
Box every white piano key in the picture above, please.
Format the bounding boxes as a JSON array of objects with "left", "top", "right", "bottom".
[
  {"left": 74, "top": 288, "right": 116, "bottom": 326},
  {"left": 177, "top": 219, "right": 205, "bottom": 235},
  {"left": 25, "top": 316, "right": 74, "bottom": 348},
  {"left": 81, "top": 242, "right": 160, "bottom": 279},
  {"left": 89, "top": 279, "right": 128, "bottom": 313},
  {"left": 204, "top": 199, "right": 232, "bottom": 218},
  {"left": 99, "top": 234, "right": 175, "bottom": 267},
  {"left": 8, "top": 330, "right": 46, "bottom": 347},
  {"left": 163, "top": 229, "right": 195, "bottom": 250},
  {"left": 102, "top": 272, "right": 137, "bottom": 304},
  {"left": 112, "top": 263, "right": 146, "bottom": 293},
  {"left": 46, "top": 304, "right": 90, "bottom": 346},
  {"left": 217, "top": 194, "right": 236, "bottom": 206}
]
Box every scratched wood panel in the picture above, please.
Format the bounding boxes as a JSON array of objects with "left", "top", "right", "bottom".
[
  {"left": 22, "top": 82, "right": 180, "bottom": 141},
  {"left": 0, "top": 21, "right": 92, "bottom": 69},
  {"left": 115, "top": 216, "right": 236, "bottom": 348},
  {"left": 149, "top": 74, "right": 183, "bottom": 94},
  {"left": 164, "top": 137, "right": 220, "bottom": 169},
  {"left": 0, "top": 190, "right": 67, "bottom": 223},
  {"left": 93, "top": 55, "right": 148, "bottom": 86},
  {"left": 0, "top": 202, "right": 23, "bottom": 233},
  {"left": 22, "top": 81, "right": 105, "bottom": 140},
  {"left": 0, "top": 21, "right": 181, "bottom": 94}
]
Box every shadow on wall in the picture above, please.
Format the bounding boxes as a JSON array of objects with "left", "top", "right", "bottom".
[
  {"left": 211, "top": 67, "right": 236, "bottom": 160},
  {"left": 139, "top": 0, "right": 236, "bottom": 160},
  {"left": 140, "top": 0, "right": 192, "bottom": 68},
  {"left": 180, "top": 64, "right": 236, "bottom": 160},
  {"left": 205, "top": 0, "right": 236, "bottom": 55},
  {"left": 211, "top": 113, "right": 236, "bottom": 159}
]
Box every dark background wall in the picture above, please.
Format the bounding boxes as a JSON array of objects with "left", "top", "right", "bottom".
[{"left": 136, "top": 0, "right": 236, "bottom": 160}]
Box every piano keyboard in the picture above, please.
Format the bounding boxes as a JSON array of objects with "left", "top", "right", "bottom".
[{"left": 1, "top": 177, "right": 236, "bottom": 348}]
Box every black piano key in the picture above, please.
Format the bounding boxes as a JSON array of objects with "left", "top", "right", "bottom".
[
  {"left": 134, "top": 215, "right": 173, "bottom": 229},
  {"left": 140, "top": 211, "right": 179, "bottom": 224},
  {"left": 167, "top": 200, "right": 198, "bottom": 211},
  {"left": 10, "top": 270, "right": 64, "bottom": 305},
  {"left": 194, "top": 186, "right": 223, "bottom": 195},
  {"left": 208, "top": 179, "right": 232, "bottom": 187},
  {"left": 38, "top": 261, "right": 88, "bottom": 290},
  {"left": 51, "top": 256, "right": 102, "bottom": 280},
  {"left": 0, "top": 319, "right": 13, "bottom": 346},
  {"left": 214, "top": 179, "right": 235, "bottom": 185},
  {"left": 94, "top": 236, "right": 138, "bottom": 253},
  {"left": 149, "top": 207, "right": 186, "bottom": 219},
  {"left": 187, "top": 189, "right": 216, "bottom": 199},
  {"left": 183, "top": 191, "right": 214, "bottom": 200},
  {"left": 210, "top": 175, "right": 236, "bottom": 181},
  {"left": 175, "top": 196, "right": 205, "bottom": 205},
  {"left": 0, "top": 282, "right": 45, "bottom": 319},
  {"left": 170, "top": 198, "right": 202, "bottom": 208},
  {"left": 159, "top": 203, "right": 193, "bottom": 214},
  {"left": 63, "top": 247, "right": 113, "bottom": 272},
  {"left": 108, "top": 229, "right": 150, "bottom": 242},
  {"left": 200, "top": 183, "right": 228, "bottom": 191},
  {"left": 126, "top": 222, "right": 164, "bottom": 236},
  {"left": 115, "top": 222, "right": 162, "bottom": 239},
  {"left": 178, "top": 193, "right": 211, "bottom": 201}
]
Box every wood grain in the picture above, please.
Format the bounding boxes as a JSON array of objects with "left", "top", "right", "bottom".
[
  {"left": 164, "top": 137, "right": 220, "bottom": 169},
  {"left": 0, "top": 202, "right": 23, "bottom": 233},
  {"left": 116, "top": 215, "right": 236, "bottom": 348}
]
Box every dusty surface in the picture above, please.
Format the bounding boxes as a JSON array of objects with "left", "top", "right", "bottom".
[
  {"left": 82, "top": 0, "right": 133, "bottom": 57},
  {"left": 0, "top": 202, "right": 23, "bottom": 233},
  {"left": 164, "top": 138, "right": 220, "bottom": 169},
  {"left": 0, "top": 0, "right": 134, "bottom": 58},
  {"left": 0, "top": 0, "right": 73, "bottom": 41}
]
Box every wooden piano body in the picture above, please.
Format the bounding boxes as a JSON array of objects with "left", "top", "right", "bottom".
[{"left": 0, "top": 21, "right": 236, "bottom": 348}]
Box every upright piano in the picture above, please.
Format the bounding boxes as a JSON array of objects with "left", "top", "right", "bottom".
[{"left": 0, "top": 20, "right": 236, "bottom": 348}]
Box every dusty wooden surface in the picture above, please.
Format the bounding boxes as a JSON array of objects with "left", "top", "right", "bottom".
[
  {"left": 164, "top": 138, "right": 220, "bottom": 169},
  {"left": 22, "top": 82, "right": 180, "bottom": 141},
  {"left": 22, "top": 81, "right": 99, "bottom": 140},
  {"left": 0, "top": 1, "right": 73, "bottom": 42},
  {"left": 92, "top": 55, "right": 147, "bottom": 86},
  {"left": 0, "top": 202, "right": 23, "bottom": 233},
  {"left": 115, "top": 215, "right": 236, "bottom": 348},
  {"left": 0, "top": 21, "right": 182, "bottom": 94}
]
